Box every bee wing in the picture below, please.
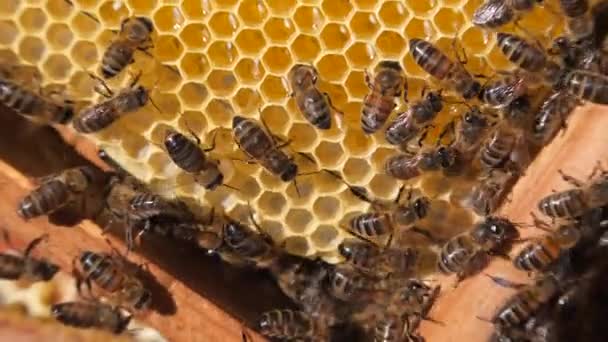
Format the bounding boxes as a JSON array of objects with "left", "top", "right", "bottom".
[{"left": 472, "top": 0, "right": 513, "bottom": 26}]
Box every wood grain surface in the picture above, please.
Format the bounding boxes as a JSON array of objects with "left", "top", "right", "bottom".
[
  {"left": 1, "top": 104, "right": 605, "bottom": 341},
  {"left": 419, "top": 104, "right": 608, "bottom": 341}
]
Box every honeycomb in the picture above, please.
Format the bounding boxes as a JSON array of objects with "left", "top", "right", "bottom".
[{"left": 0, "top": 0, "right": 564, "bottom": 262}]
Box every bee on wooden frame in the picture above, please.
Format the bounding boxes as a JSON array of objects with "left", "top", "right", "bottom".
[
  {"left": 438, "top": 216, "right": 520, "bottom": 282},
  {"left": 0, "top": 232, "right": 59, "bottom": 283},
  {"left": 537, "top": 164, "right": 608, "bottom": 220},
  {"left": 74, "top": 244, "right": 151, "bottom": 312},
  {"left": 18, "top": 166, "right": 104, "bottom": 220},
  {"left": 52, "top": 300, "right": 132, "bottom": 334}
]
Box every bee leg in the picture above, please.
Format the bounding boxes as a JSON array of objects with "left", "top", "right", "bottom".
[
  {"left": 418, "top": 126, "right": 432, "bottom": 147},
  {"left": 394, "top": 185, "right": 408, "bottom": 204},
  {"left": 323, "top": 92, "right": 344, "bottom": 117},
  {"left": 557, "top": 169, "right": 584, "bottom": 187},
  {"left": 437, "top": 119, "right": 456, "bottom": 146},
  {"left": 88, "top": 72, "right": 114, "bottom": 97},
  {"left": 588, "top": 160, "right": 607, "bottom": 180},
  {"left": 364, "top": 69, "right": 372, "bottom": 89},
  {"left": 23, "top": 234, "right": 49, "bottom": 258},
  {"left": 530, "top": 212, "right": 552, "bottom": 232},
  {"left": 128, "top": 70, "right": 143, "bottom": 88},
  {"left": 202, "top": 129, "right": 218, "bottom": 152},
  {"left": 451, "top": 39, "right": 468, "bottom": 65}
]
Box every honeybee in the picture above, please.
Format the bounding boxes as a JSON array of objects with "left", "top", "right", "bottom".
[
  {"left": 232, "top": 115, "right": 301, "bottom": 183},
  {"left": 384, "top": 89, "right": 443, "bottom": 147},
  {"left": 326, "top": 265, "right": 388, "bottom": 302},
  {"left": 52, "top": 301, "right": 132, "bottom": 334},
  {"left": 478, "top": 74, "right": 529, "bottom": 108},
  {"left": 164, "top": 129, "right": 225, "bottom": 191},
  {"left": 338, "top": 240, "right": 421, "bottom": 278},
  {"left": 361, "top": 61, "right": 407, "bottom": 134},
  {"left": 531, "top": 91, "right": 578, "bottom": 146},
  {"left": 478, "top": 96, "right": 532, "bottom": 173},
  {"left": 75, "top": 249, "right": 151, "bottom": 312},
  {"left": 0, "top": 77, "right": 73, "bottom": 124},
  {"left": 563, "top": 70, "right": 608, "bottom": 105},
  {"left": 435, "top": 106, "right": 492, "bottom": 176},
  {"left": 73, "top": 73, "right": 151, "bottom": 133},
  {"left": 384, "top": 150, "right": 442, "bottom": 181},
  {"left": 465, "top": 170, "right": 515, "bottom": 215},
  {"left": 18, "top": 166, "right": 102, "bottom": 220},
  {"left": 101, "top": 17, "right": 154, "bottom": 79},
  {"left": 438, "top": 216, "right": 520, "bottom": 281},
  {"left": 537, "top": 167, "right": 608, "bottom": 220},
  {"left": 0, "top": 234, "right": 59, "bottom": 283},
  {"left": 347, "top": 189, "right": 430, "bottom": 243},
  {"left": 258, "top": 309, "right": 320, "bottom": 340},
  {"left": 490, "top": 275, "right": 560, "bottom": 332},
  {"left": 513, "top": 223, "right": 581, "bottom": 272},
  {"left": 473, "top": 0, "right": 541, "bottom": 28},
  {"left": 409, "top": 39, "right": 481, "bottom": 99},
  {"left": 104, "top": 177, "right": 197, "bottom": 247},
  {"left": 288, "top": 64, "right": 341, "bottom": 130},
  {"left": 220, "top": 216, "right": 278, "bottom": 268}
]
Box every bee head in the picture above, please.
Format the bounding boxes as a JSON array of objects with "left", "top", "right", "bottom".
[
  {"left": 472, "top": 216, "right": 519, "bottom": 251},
  {"left": 134, "top": 86, "right": 149, "bottom": 106},
  {"left": 32, "top": 260, "right": 60, "bottom": 281},
  {"left": 280, "top": 162, "right": 298, "bottom": 182},
  {"left": 288, "top": 64, "right": 317, "bottom": 90},
  {"left": 436, "top": 146, "right": 456, "bottom": 169},
  {"left": 462, "top": 81, "right": 481, "bottom": 100},
  {"left": 427, "top": 91, "right": 444, "bottom": 112},
  {"left": 413, "top": 196, "right": 431, "bottom": 219}
]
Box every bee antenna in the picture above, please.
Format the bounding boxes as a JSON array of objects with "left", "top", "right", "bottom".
[
  {"left": 220, "top": 182, "right": 241, "bottom": 193},
  {"left": 148, "top": 96, "right": 163, "bottom": 114},
  {"left": 293, "top": 178, "right": 302, "bottom": 198}
]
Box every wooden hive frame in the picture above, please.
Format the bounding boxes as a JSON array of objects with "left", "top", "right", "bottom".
[{"left": 1, "top": 103, "right": 607, "bottom": 341}]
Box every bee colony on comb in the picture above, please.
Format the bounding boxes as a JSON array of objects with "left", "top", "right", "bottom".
[{"left": 0, "top": 0, "right": 608, "bottom": 340}]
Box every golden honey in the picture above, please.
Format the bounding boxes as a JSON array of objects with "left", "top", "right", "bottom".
[{"left": 0, "top": 0, "right": 563, "bottom": 262}]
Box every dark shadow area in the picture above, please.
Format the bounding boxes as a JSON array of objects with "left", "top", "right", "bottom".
[{"left": 0, "top": 106, "right": 294, "bottom": 329}]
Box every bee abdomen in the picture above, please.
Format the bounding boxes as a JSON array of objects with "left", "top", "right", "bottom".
[
  {"left": 513, "top": 237, "right": 561, "bottom": 272},
  {"left": 565, "top": 70, "right": 608, "bottom": 104},
  {"left": 258, "top": 309, "right": 313, "bottom": 339},
  {"left": 438, "top": 236, "right": 472, "bottom": 274},
  {"left": 0, "top": 254, "right": 25, "bottom": 280},
  {"left": 409, "top": 39, "right": 452, "bottom": 80},
  {"left": 385, "top": 154, "right": 420, "bottom": 180},
  {"left": 298, "top": 88, "right": 331, "bottom": 130},
  {"left": 164, "top": 132, "right": 206, "bottom": 173},
  {"left": 101, "top": 43, "right": 133, "bottom": 79},
  {"left": 480, "top": 129, "right": 516, "bottom": 169},
  {"left": 51, "top": 301, "right": 130, "bottom": 334},
  {"left": 361, "top": 95, "right": 394, "bottom": 134},
  {"left": 373, "top": 315, "right": 404, "bottom": 342},
  {"left": 350, "top": 213, "right": 392, "bottom": 237},
  {"left": 73, "top": 106, "right": 118, "bottom": 133},
  {"left": 537, "top": 189, "right": 586, "bottom": 218},
  {"left": 18, "top": 180, "right": 71, "bottom": 219},
  {"left": 385, "top": 113, "right": 417, "bottom": 145},
  {"left": 496, "top": 33, "right": 546, "bottom": 72}
]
